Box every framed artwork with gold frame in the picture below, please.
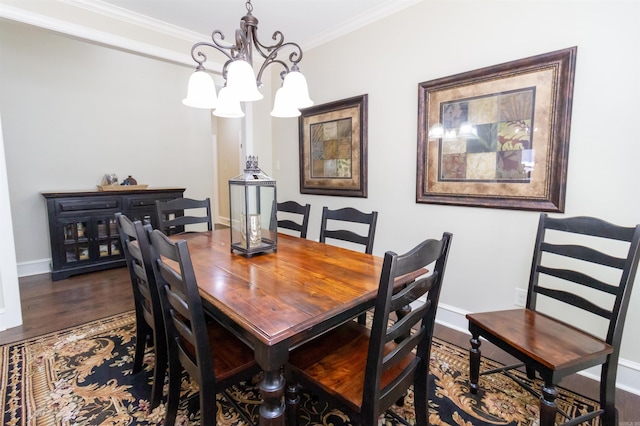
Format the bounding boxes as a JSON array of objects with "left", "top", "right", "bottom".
[
  {"left": 416, "top": 47, "right": 577, "bottom": 212},
  {"left": 299, "top": 94, "right": 368, "bottom": 197}
]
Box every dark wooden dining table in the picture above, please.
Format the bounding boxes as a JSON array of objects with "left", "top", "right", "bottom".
[{"left": 175, "top": 229, "right": 384, "bottom": 426}]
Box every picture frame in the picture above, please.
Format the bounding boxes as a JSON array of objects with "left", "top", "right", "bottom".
[
  {"left": 416, "top": 47, "right": 577, "bottom": 212},
  {"left": 299, "top": 94, "right": 368, "bottom": 197}
]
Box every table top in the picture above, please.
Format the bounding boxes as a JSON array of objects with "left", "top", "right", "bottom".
[{"left": 177, "top": 229, "right": 383, "bottom": 347}]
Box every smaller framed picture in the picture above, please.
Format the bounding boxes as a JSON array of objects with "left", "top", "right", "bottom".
[{"left": 298, "top": 94, "right": 368, "bottom": 197}]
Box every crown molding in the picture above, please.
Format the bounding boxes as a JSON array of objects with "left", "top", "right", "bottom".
[
  {"left": 0, "top": 1, "right": 223, "bottom": 71},
  {"left": 57, "top": 0, "right": 207, "bottom": 43},
  {"left": 302, "top": 0, "right": 422, "bottom": 49}
]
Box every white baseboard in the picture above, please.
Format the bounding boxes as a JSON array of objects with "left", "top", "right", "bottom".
[
  {"left": 17, "top": 258, "right": 51, "bottom": 277},
  {"left": 435, "top": 303, "right": 640, "bottom": 397},
  {"left": 0, "top": 308, "right": 6, "bottom": 331}
]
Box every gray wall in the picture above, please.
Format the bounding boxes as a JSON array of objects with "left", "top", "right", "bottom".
[
  {"left": 271, "top": 0, "right": 640, "bottom": 387},
  {"left": 0, "top": 20, "right": 215, "bottom": 266}
]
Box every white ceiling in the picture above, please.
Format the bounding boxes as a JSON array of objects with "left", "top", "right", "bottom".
[{"left": 96, "top": 0, "right": 421, "bottom": 49}]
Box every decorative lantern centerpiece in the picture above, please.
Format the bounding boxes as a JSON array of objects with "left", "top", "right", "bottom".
[{"left": 229, "top": 156, "right": 277, "bottom": 256}]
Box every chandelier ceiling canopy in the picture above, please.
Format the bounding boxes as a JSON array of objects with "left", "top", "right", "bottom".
[{"left": 182, "top": 0, "right": 313, "bottom": 118}]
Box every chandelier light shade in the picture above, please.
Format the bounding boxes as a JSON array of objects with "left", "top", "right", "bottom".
[
  {"left": 183, "top": 69, "right": 218, "bottom": 109},
  {"left": 271, "top": 86, "right": 301, "bottom": 118},
  {"left": 281, "top": 67, "right": 313, "bottom": 108},
  {"left": 183, "top": 0, "right": 312, "bottom": 118},
  {"left": 213, "top": 87, "right": 245, "bottom": 118},
  {"left": 225, "top": 59, "right": 264, "bottom": 102}
]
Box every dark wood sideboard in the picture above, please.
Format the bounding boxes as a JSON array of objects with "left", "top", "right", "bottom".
[{"left": 42, "top": 188, "right": 185, "bottom": 281}]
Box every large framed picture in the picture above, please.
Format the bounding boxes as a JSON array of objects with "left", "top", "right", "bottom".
[
  {"left": 299, "top": 94, "right": 368, "bottom": 197},
  {"left": 417, "top": 47, "right": 577, "bottom": 212}
]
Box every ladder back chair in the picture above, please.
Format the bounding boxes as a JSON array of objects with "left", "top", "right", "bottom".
[
  {"left": 466, "top": 214, "right": 640, "bottom": 426},
  {"left": 155, "top": 197, "right": 212, "bottom": 235},
  {"left": 147, "top": 228, "right": 260, "bottom": 426},
  {"left": 115, "top": 213, "right": 166, "bottom": 410},
  {"left": 320, "top": 206, "right": 379, "bottom": 324},
  {"left": 287, "top": 232, "right": 453, "bottom": 426},
  {"left": 277, "top": 200, "right": 311, "bottom": 238},
  {"left": 319, "top": 206, "right": 378, "bottom": 254}
]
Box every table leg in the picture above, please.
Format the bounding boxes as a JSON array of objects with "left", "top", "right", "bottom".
[
  {"left": 255, "top": 345, "right": 288, "bottom": 426},
  {"left": 258, "top": 369, "right": 286, "bottom": 425},
  {"left": 539, "top": 383, "right": 558, "bottom": 426}
]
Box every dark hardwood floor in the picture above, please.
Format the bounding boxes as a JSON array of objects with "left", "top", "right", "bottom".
[
  {"left": 0, "top": 268, "right": 133, "bottom": 345},
  {"left": 2, "top": 267, "right": 639, "bottom": 422}
]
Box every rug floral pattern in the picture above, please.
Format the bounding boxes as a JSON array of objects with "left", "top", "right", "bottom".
[{"left": 0, "top": 312, "right": 600, "bottom": 425}]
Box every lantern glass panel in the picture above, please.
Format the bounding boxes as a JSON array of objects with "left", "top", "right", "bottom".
[{"left": 229, "top": 157, "right": 277, "bottom": 256}]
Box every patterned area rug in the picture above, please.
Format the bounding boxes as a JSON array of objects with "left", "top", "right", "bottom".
[{"left": 1, "top": 311, "right": 600, "bottom": 425}]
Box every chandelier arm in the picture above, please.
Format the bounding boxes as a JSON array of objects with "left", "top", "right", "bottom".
[
  {"left": 253, "top": 41, "right": 303, "bottom": 86},
  {"left": 235, "top": 27, "right": 252, "bottom": 63},
  {"left": 211, "top": 30, "right": 240, "bottom": 58},
  {"left": 249, "top": 27, "right": 303, "bottom": 66},
  {"left": 255, "top": 59, "right": 289, "bottom": 87},
  {"left": 190, "top": 40, "right": 235, "bottom": 68},
  {"left": 250, "top": 30, "right": 285, "bottom": 61}
]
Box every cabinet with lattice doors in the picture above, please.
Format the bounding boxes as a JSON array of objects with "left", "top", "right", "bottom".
[{"left": 42, "top": 188, "right": 185, "bottom": 280}]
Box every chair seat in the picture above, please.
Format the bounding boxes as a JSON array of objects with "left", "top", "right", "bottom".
[
  {"left": 180, "top": 320, "right": 256, "bottom": 382},
  {"left": 208, "top": 322, "right": 256, "bottom": 381},
  {"left": 467, "top": 309, "right": 613, "bottom": 372},
  {"left": 288, "top": 321, "right": 415, "bottom": 413}
]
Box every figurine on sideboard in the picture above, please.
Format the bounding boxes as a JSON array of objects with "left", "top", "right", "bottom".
[
  {"left": 121, "top": 175, "right": 138, "bottom": 186},
  {"left": 101, "top": 173, "right": 118, "bottom": 186}
]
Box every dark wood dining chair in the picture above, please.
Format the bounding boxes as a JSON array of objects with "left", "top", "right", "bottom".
[
  {"left": 286, "top": 232, "right": 453, "bottom": 426},
  {"left": 467, "top": 214, "right": 640, "bottom": 426},
  {"left": 319, "top": 206, "right": 378, "bottom": 254},
  {"left": 277, "top": 200, "right": 311, "bottom": 238},
  {"left": 155, "top": 197, "right": 212, "bottom": 235},
  {"left": 115, "top": 213, "right": 166, "bottom": 410},
  {"left": 147, "top": 228, "right": 260, "bottom": 426}
]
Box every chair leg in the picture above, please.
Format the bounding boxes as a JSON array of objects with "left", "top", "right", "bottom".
[
  {"left": 469, "top": 334, "right": 481, "bottom": 394},
  {"left": 539, "top": 383, "right": 558, "bottom": 426},
  {"left": 600, "top": 360, "right": 619, "bottom": 426},
  {"left": 525, "top": 364, "right": 536, "bottom": 380},
  {"left": 200, "top": 381, "right": 217, "bottom": 426},
  {"left": 149, "top": 343, "right": 167, "bottom": 409},
  {"left": 357, "top": 313, "right": 367, "bottom": 325},
  {"left": 132, "top": 320, "right": 148, "bottom": 373},
  {"left": 285, "top": 382, "right": 300, "bottom": 426},
  {"left": 413, "top": 366, "right": 429, "bottom": 426},
  {"left": 164, "top": 362, "right": 182, "bottom": 426}
]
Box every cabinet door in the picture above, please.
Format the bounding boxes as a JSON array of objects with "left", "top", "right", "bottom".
[
  {"left": 55, "top": 215, "right": 122, "bottom": 267},
  {"left": 94, "top": 216, "right": 122, "bottom": 260},
  {"left": 57, "top": 217, "right": 91, "bottom": 266}
]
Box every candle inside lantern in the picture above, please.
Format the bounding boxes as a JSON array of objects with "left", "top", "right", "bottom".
[{"left": 241, "top": 213, "right": 262, "bottom": 248}]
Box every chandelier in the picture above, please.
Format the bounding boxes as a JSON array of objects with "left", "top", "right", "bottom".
[{"left": 182, "top": 0, "right": 313, "bottom": 118}]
